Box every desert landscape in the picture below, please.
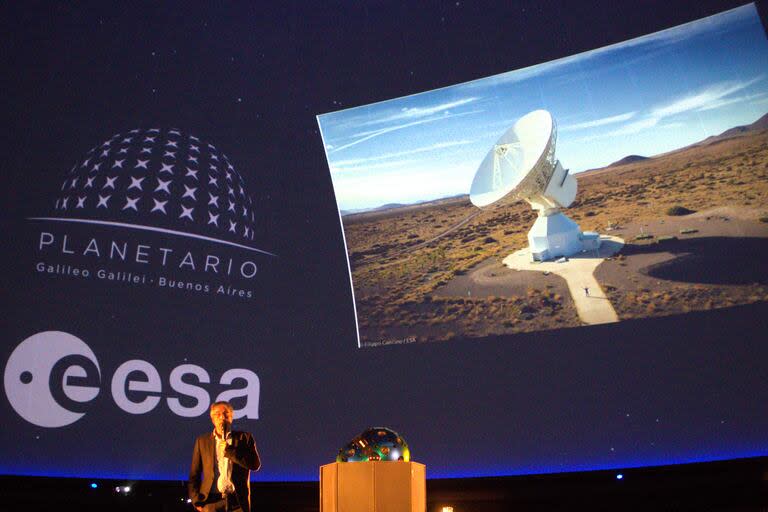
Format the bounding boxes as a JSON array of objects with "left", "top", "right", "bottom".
[{"left": 342, "top": 114, "right": 768, "bottom": 346}]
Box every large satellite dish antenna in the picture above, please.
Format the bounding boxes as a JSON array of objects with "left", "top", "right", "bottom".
[{"left": 470, "top": 110, "right": 599, "bottom": 261}]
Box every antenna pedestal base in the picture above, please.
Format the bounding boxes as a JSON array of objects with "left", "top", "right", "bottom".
[{"left": 527, "top": 212, "right": 601, "bottom": 262}]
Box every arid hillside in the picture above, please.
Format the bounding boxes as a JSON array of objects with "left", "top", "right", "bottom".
[{"left": 342, "top": 126, "right": 768, "bottom": 345}]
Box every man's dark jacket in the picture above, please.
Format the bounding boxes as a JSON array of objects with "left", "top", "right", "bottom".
[{"left": 188, "top": 431, "right": 261, "bottom": 512}]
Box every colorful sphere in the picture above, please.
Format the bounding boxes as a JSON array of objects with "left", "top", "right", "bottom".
[{"left": 336, "top": 427, "right": 410, "bottom": 462}]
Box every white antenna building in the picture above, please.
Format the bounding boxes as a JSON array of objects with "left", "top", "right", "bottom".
[{"left": 470, "top": 110, "right": 600, "bottom": 261}]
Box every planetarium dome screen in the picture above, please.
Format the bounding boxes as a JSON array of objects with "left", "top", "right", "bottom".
[{"left": 1, "top": 2, "right": 767, "bottom": 484}]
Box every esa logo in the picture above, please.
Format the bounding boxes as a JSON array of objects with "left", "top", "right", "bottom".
[{"left": 3, "top": 331, "right": 259, "bottom": 428}]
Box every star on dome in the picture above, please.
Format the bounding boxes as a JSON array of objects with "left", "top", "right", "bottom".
[
  {"left": 97, "top": 194, "right": 111, "bottom": 208},
  {"left": 123, "top": 196, "right": 140, "bottom": 211},
  {"left": 103, "top": 176, "right": 117, "bottom": 189},
  {"left": 208, "top": 175, "right": 218, "bottom": 187},
  {"left": 128, "top": 176, "right": 145, "bottom": 191},
  {"left": 135, "top": 159, "right": 149, "bottom": 169},
  {"left": 159, "top": 163, "right": 174, "bottom": 174},
  {"left": 92, "top": 162, "right": 101, "bottom": 171},
  {"left": 61, "top": 197, "right": 69, "bottom": 209},
  {"left": 100, "top": 149, "right": 110, "bottom": 157},
  {"left": 118, "top": 147, "right": 128, "bottom": 154},
  {"left": 188, "top": 155, "right": 198, "bottom": 164},
  {"left": 182, "top": 185, "right": 197, "bottom": 200},
  {"left": 151, "top": 198, "right": 167, "bottom": 214},
  {"left": 228, "top": 220, "right": 237, "bottom": 233},
  {"left": 189, "top": 144, "right": 200, "bottom": 152},
  {"left": 164, "top": 150, "right": 176, "bottom": 159},
  {"left": 69, "top": 177, "right": 78, "bottom": 189},
  {"left": 113, "top": 159, "right": 125, "bottom": 168},
  {"left": 84, "top": 176, "right": 95, "bottom": 188},
  {"left": 228, "top": 200, "right": 236, "bottom": 212},
  {"left": 208, "top": 193, "right": 219, "bottom": 207},
  {"left": 208, "top": 212, "right": 219, "bottom": 226},
  {"left": 144, "top": 136, "right": 156, "bottom": 143},
  {"left": 76, "top": 196, "right": 87, "bottom": 208},
  {"left": 141, "top": 147, "right": 153, "bottom": 154},
  {"left": 190, "top": 135, "right": 200, "bottom": 142},
  {"left": 166, "top": 140, "right": 178, "bottom": 148},
  {"left": 179, "top": 205, "right": 194, "bottom": 220},
  {"left": 185, "top": 167, "right": 198, "bottom": 179},
  {"left": 211, "top": 154, "right": 219, "bottom": 161},
  {"left": 121, "top": 137, "right": 133, "bottom": 143},
  {"left": 155, "top": 178, "right": 171, "bottom": 194}
]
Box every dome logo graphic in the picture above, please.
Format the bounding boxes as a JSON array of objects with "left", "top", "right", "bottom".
[
  {"left": 29, "top": 128, "right": 277, "bottom": 297},
  {"left": 39, "top": 128, "right": 272, "bottom": 253}
]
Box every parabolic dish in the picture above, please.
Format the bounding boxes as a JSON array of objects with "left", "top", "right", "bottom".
[{"left": 470, "top": 110, "right": 554, "bottom": 208}]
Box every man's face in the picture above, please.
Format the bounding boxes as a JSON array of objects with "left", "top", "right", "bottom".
[{"left": 210, "top": 404, "right": 233, "bottom": 433}]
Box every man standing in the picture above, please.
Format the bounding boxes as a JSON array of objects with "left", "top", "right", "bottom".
[{"left": 189, "top": 401, "right": 261, "bottom": 512}]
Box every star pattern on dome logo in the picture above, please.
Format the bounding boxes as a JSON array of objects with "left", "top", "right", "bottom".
[{"left": 54, "top": 129, "right": 258, "bottom": 244}]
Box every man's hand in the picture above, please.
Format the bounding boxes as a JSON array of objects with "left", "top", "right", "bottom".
[{"left": 194, "top": 505, "right": 204, "bottom": 512}]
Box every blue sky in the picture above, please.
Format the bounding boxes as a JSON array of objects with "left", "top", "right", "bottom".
[{"left": 317, "top": 4, "right": 768, "bottom": 212}]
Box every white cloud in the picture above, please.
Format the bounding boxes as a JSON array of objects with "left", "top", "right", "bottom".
[
  {"left": 331, "top": 139, "right": 474, "bottom": 171},
  {"left": 331, "top": 158, "right": 421, "bottom": 174},
  {"left": 574, "top": 117, "right": 659, "bottom": 143},
  {"left": 572, "top": 75, "right": 765, "bottom": 143},
  {"left": 696, "top": 91, "right": 768, "bottom": 112},
  {"left": 330, "top": 109, "right": 483, "bottom": 153},
  {"left": 560, "top": 111, "right": 637, "bottom": 132},
  {"left": 356, "top": 97, "right": 480, "bottom": 127},
  {"left": 651, "top": 76, "right": 764, "bottom": 118}
]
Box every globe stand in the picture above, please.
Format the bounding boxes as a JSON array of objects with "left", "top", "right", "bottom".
[{"left": 320, "top": 461, "right": 426, "bottom": 512}]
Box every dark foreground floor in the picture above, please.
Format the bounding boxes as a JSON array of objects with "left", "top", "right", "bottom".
[{"left": 1, "top": 456, "right": 766, "bottom": 512}]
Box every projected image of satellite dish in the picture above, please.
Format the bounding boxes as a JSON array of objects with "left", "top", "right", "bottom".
[{"left": 470, "top": 110, "right": 600, "bottom": 261}]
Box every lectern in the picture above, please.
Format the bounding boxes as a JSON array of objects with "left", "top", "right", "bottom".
[{"left": 320, "top": 461, "right": 426, "bottom": 512}]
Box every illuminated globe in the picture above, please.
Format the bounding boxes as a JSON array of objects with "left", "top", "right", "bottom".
[{"left": 336, "top": 427, "right": 410, "bottom": 462}]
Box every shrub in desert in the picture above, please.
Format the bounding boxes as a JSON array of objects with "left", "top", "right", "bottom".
[
  {"left": 760, "top": 216, "right": 768, "bottom": 223},
  {"left": 666, "top": 205, "right": 695, "bottom": 216}
]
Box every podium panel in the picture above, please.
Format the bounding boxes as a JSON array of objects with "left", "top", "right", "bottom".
[{"left": 320, "top": 461, "right": 426, "bottom": 512}]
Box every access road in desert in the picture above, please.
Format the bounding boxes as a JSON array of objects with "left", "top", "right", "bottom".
[{"left": 502, "top": 236, "right": 625, "bottom": 325}]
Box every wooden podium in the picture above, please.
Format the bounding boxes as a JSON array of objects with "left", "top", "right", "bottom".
[{"left": 320, "top": 461, "right": 426, "bottom": 512}]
